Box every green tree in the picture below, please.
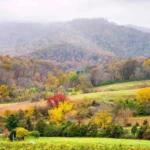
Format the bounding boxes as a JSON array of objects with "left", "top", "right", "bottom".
[
  {"left": 6, "top": 114, "right": 19, "bottom": 131},
  {"left": 26, "top": 117, "right": 32, "bottom": 131},
  {"left": 36, "top": 119, "right": 47, "bottom": 136},
  {"left": 131, "top": 124, "right": 138, "bottom": 135}
]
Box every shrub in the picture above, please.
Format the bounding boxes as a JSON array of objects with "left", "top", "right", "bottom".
[
  {"left": 143, "top": 128, "right": 150, "bottom": 140},
  {"left": 122, "top": 134, "right": 136, "bottom": 139},
  {"left": 8, "top": 130, "right": 16, "bottom": 141},
  {"left": 97, "top": 128, "right": 107, "bottom": 137},
  {"left": 143, "top": 120, "right": 149, "bottom": 125},
  {"left": 16, "top": 127, "right": 28, "bottom": 140},
  {"left": 35, "top": 119, "right": 47, "bottom": 136},
  {"left": 44, "top": 125, "right": 62, "bottom": 137},
  {"left": 137, "top": 125, "right": 148, "bottom": 139},
  {"left": 30, "top": 131, "right": 40, "bottom": 138},
  {"left": 108, "top": 124, "right": 124, "bottom": 138},
  {"left": 131, "top": 124, "right": 138, "bottom": 135},
  {"left": 143, "top": 127, "right": 150, "bottom": 140},
  {"left": 66, "top": 124, "right": 78, "bottom": 137},
  {"left": 6, "top": 114, "right": 19, "bottom": 131},
  {"left": 77, "top": 125, "right": 88, "bottom": 137},
  {"left": 86, "top": 124, "right": 98, "bottom": 137}
]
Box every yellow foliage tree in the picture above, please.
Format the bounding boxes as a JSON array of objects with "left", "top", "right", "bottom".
[
  {"left": 46, "top": 74, "right": 59, "bottom": 86},
  {"left": 48, "top": 101, "right": 74, "bottom": 125},
  {"left": 0, "top": 85, "right": 9, "bottom": 98},
  {"left": 1, "top": 110, "right": 15, "bottom": 118},
  {"left": 25, "top": 106, "right": 34, "bottom": 118},
  {"left": 136, "top": 88, "right": 150, "bottom": 104},
  {"left": 92, "top": 110, "right": 112, "bottom": 129},
  {"left": 2, "top": 56, "right": 13, "bottom": 70},
  {"left": 143, "top": 59, "right": 150, "bottom": 68},
  {"left": 16, "top": 127, "right": 28, "bottom": 140},
  {"left": 46, "top": 74, "right": 59, "bottom": 92}
]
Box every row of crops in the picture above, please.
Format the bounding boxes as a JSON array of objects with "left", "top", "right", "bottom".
[{"left": 0, "top": 142, "right": 150, "bottom": 150}]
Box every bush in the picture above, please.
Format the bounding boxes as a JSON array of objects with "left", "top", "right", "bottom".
[
  {"left": 16, "top": 127, "right": 28, "bottom": 140},
  {"left": 44, "top": 125, "right": 62, "bottom": 137},
  {"left": 136, "top": 105, "right": 149, "bottom": 116},
  {"left": 143, "top": 128, "right": 150, "bottom": 140},
  {"left": 110, "top": 124, "right": 124, "bottom": 138},
  {"left": 86, "top": 124, "right": 98, "bottom": 137},
  {"left": 6, "top": 114, "right": 19, "bottom": 131},
  {"left": 122, "top": 134, "right": 136, "bottom": 139},
  {"left": 137, "top": 125, "right": 148, "bottom": 139},
  {"left": 8, "top": 130, "right": 16, "bottom": 141},
  {"left": 143, "top": 120, "right": 149, "bottom": 125},
  {"left": 35, "top": 119, "right": 47, "bottom": 136},
  {"left": 106, "top": 124, "right": 124, "bottom": 138},
  {"left": 97, "top": 128, "right": 107, "bottom": 137},
  {"left": 66, "top": 124, "right": 78, "bottom": 137},
  {"left": 30, "top": 131, "right": 40, "bottom": 138},
  {"left": 77, "top": 125, "right": 88, "bottom": 137},
  {"left": 131, "top": 124, "right": 138, "bottom": 135}
]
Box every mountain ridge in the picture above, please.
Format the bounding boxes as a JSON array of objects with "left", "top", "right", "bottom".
[{"left": 0, "top": 18, "right": 149, "bottom": 66}]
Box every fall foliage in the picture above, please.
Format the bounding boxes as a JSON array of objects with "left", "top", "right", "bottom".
[
  {"left": 48, "top": 101, "right": 74, "bottom": 125},
  {"left": 47, "top": 94, "right": 68, "bottom": 107},
  {"left": 92, "top": 110, "right": 112, "bottom": 129},
  {"left": 136, "top": 88, "right": 150, "bottom": 104}
]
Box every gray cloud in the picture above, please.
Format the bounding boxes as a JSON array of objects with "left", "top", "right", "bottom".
[{"left": 0, "top": 0, "right": 150, "bottom": 27}]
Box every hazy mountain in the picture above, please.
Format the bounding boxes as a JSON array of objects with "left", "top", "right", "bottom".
[
  {"left": 127, "top": 25, "right": 150, "bottom": 33},
  {"left": 0, "top": 18, "right": 150, "bottom": 65}
]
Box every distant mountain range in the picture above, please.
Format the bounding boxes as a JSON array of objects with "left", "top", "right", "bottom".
[
  {"left": 0, "top": 18, "right": 150, "bottom": 66},
  {"left": 127, "top": 25, "right": 150, "bottom": 33}
]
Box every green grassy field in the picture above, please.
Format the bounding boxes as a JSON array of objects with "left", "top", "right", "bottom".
[
  {"left": 70, "top": 80, "right": 150, "bottom": 101},
  {"left": 24, "top": 137, "right": 150, "bottom": 146},
  {"left": 94, "top": 80, "right": 150, "bottom": 92},
  {"left": 71, "top": 89, "right": 138, "bottom": 101},
  {"left": 2, "top": 136, "right": 150, "bottom": 146}
]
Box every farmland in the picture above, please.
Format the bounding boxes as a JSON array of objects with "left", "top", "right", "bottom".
[{"left": 0, "top": 80, "right": 150, "bottom": 113}]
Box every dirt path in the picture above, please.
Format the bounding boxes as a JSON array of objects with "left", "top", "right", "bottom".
[{"left": 0, "top": 101, "right": 47, "bottom": 113}]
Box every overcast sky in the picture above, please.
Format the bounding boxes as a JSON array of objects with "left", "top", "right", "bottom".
[{"left": 0, "top": 0, "right": 150, "bottom": 27}]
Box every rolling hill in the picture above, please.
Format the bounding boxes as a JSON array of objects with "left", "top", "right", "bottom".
[{"left": 0, "top": 80, "right": 150, "bottom": 113}]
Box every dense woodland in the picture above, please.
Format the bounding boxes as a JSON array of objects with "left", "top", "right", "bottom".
[{"left": 0, "top": 55, "right": 150, "bottom": 103}]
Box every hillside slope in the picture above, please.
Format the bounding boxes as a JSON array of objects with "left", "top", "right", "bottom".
[
  {"left": 0, "top": 18, "right": 150, "bottom": 64},
  {"left": 0, "top": 80, "right": 150, "bottom": 113}
]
